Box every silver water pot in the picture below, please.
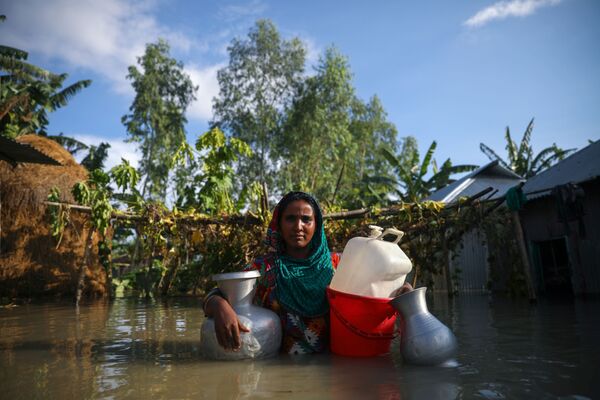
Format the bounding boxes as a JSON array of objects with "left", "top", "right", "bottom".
[
  {"left": 200, "top": 270, "right": 282, "bottom": 360},
  {"left": 390, "top": 287, "right": 457, "bottom": 365}
]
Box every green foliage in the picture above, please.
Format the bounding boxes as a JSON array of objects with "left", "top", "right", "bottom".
[
  {"left": 45, "top": 18, "right": 519, "bottom": 299},
  {"left": 380, "top": 139, "right": 478, "bottom": 202},
  {"left": 278, "top": 46, "right": 355, "bottom": 203},
  {"left": 213, "top": 21, "right": 403, "bottom": 209},
  {"left": 0, "top": 25, "right": 91, "bottom": 137},
  {"left": 212, "top": 19, "right": 306, "bottom": 190},
  {"left": 71, "top": 170, "right": 113, "bottom": 236},
  {"left": 47, "top": 187, "right": 70, "bottom": 247},
  {"left": 47, "top": 133, "right": 89, "bottom": 155},
  {"left": 344, "top": 96, "right": 399, "bottom": 207},
  {"left": 480, "top": 118, "right": 576, "bottom": 178},
  {"left": 112, "top": 276, "right": 133, "bottom": 297},
  {"left": 80, "top": 142, "right": 110, "bottom": 172},
  {"left": 0, "top": 16, "right": 90, "bottom": 141},
  {"left": 110, "top": 158, "right": 140, "bottom": 192},
  {"left": 481, "top": 208, "right": 529, "bottom": 297},
  {"left": 71, "top": 181, "right": 91, "bottom": 205},
  {"left": 175, "top": 127, "right": 256, "bottom": 214},
  {"left": 122, "top": 39, "right": 197, "bottom": 200}
]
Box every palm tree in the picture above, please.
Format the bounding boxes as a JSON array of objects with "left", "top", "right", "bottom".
[
  {"left": 480, "top": 118, "right": 575, "bottom": 179},
  {"left": 379, "top": 138, "right": 478, "bottom": 202}
]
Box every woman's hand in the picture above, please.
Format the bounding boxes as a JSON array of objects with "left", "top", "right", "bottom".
[
  {"left": 392, "top": 282, "right": 413, "bottom": 297},
  {"left": 205, "top": 295, "right": 250, "bottom": 351}
]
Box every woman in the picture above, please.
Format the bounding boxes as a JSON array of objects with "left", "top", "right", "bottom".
[{"left": 204, "top": 191, "right": 411, "bottom": 354}]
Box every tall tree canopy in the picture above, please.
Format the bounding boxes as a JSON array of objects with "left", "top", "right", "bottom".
[
  {"left": 211, "top": 19, "right": 306, "bottom": 190},
  {"left": 278, "top": 47, "right": 355, "bottom": 203},
  {"left": 480, "top": 118, "right": 575, "bottom": 179},
  {"left": 344, "top": 95, "right": 398, "bottom": 207},
  {"left": 278, "top": 47, "right": 399, "bottom": 207},
  {"left": 122, "top": 39, "right": 197, "bottom": 201}
]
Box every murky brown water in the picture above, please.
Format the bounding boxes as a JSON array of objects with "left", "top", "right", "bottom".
[{"left": 1, "top": 294, "right": 598, "bottom": 399}]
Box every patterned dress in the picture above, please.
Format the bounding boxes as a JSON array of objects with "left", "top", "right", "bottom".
[{"left": 245, "top": 252, "right": 340, "bottom": 354}]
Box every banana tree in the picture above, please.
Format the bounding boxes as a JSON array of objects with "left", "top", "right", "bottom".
[
  {"left": 1, "top": 17, "right": 91, "bottom": 137},
  {"left": 480, "top": 118, "right": 575, "bottom": 179},
  {"left": 379, "top": 139, "right": 478, "bottom": 202}
]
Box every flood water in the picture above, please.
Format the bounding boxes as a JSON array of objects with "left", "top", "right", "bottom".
[{"left": 1, "top": 294, "right": 599, "bottom": 399}]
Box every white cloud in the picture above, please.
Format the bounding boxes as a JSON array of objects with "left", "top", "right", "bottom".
[
  {"left": 301, "top": 36, "right": 322, "bottom": 69},
  {"left": 217, "top": 0, "right": 268, "bottom": 22},
  {"left": 185, "top": 63, "right": 225, "bottom": 121},
  {"left": 73, "top": 134, "right": 141, "bottom": 171},
  {"left": 0, "top": 0, "right": 194, "bottom": 94},
  {"left": 464, "top": 0, "right": 562, "bottom": 28}
]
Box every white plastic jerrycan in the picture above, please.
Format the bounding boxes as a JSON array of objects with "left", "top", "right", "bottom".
[{"left": 330, "top": 225, "right": 412, "bottom": 298}]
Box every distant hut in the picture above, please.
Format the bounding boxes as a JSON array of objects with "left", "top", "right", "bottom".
[
  {"left": 426, "top": 161, "right": 523, "bottom": 293},
  {"left": 0, "top": 134, "right": 107, "bottom": 298},
  {"left": 521, "top": 140, "right": 600, "bottom": 296}
]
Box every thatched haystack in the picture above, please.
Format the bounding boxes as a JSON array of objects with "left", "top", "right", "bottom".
[{"left": 0, "top": 134, "right": 107, "bottom": 298}]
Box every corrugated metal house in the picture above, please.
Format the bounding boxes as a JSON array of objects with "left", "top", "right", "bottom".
[
  {"left": 427, "top": 161, "right": 523, "bottom": 293},
  {"left": 520, "top": 140, "right": 600, "bottom": 296}
]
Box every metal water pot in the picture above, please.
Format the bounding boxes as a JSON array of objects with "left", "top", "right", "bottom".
[
  {"left": 390, "top": 287, "right": 457, "bottom": 365},
  {"left": 200, "top": 270, "right": 282, "bottom": 360}
]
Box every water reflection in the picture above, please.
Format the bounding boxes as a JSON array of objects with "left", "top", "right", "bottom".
[{"left": 1, "top": 296, "right": 599, "bottom": 399}]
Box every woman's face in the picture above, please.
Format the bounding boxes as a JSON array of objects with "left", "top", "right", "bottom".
[{"left": 279, "top": 199, "right": 316, "bottom": 255}]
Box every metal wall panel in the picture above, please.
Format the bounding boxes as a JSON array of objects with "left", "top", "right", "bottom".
[{"left": 449, "top": 229, "right": 490, "bottom": 293}]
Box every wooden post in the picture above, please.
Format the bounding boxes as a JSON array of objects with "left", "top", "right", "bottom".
[
  {"left": 261, "top": 181, "right": 269, "bottom": 215},
  {"left": 443, "top": 232, "right": 454, "bottom": 297},
  {"left": 76, "top": 226, "right": 95, "bottom": 306},
  {"left": 511, "top": 211, "right": 536, "bottom": 302}
]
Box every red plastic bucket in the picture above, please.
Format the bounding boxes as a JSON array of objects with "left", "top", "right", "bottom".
[{"left": 327, "top": 286, "right": 397, "bottom": 357}]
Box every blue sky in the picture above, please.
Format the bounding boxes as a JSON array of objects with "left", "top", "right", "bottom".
[{"left": 1, "top": 0, "right": 599, "bottom": 172}]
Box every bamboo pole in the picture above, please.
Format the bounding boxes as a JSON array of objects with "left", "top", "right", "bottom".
[
  {"left": 76, "top": 226, "right": 95, "bottom": 307},
  {"left": 45, "top": 186, "right": 497, "bottom": 227},
  {"left": 442, "top": 232, "right": 453, "bottom": 297},
  {"left": 512, "top": 211, "right": 537, "bottom": 302},
  {"left": 44, "top": 201, "right": 262, "bottom": 225}
]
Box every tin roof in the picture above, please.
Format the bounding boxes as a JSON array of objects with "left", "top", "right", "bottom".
[
  {"left": 426, "top": 160, "right": 523, "bottom": 203},
  {"left": 523, "top": 140, "right": 600, "bottom": 199},
  {"left": 0, "top": 135, "right": 61, "bottom": 166}
]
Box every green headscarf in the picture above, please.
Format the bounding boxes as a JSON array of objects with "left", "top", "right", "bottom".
[{"left": 265, "top": 192, "right": 333, "bottom": 317}]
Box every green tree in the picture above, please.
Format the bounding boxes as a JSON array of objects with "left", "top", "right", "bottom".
[
  {"left": 278, "top": 47, "right": 399, "bottom": 208},
  {"left": 122, "top": 39, "right": 197, "bottom": 201},
  {"left": 278, "top": 47, "right": 355, "bottom": 203},
  {"left": 80, "top": 142, "right": 111, "bottom": 172},
  {"left": 173, "top": 127, "right": 254, "bottom": 214},
  {"left": 343, "top": 95, "right": 398, "bottom": 207},
  {"left": 47, "top": 133, "right": 90, "bottom": 155},
  {"left": 381, "top": 139, "right": 478, "bottom": 202},
  {"left": 211, "top": 19, "right": 305, "bottom": 190},
  {"left": 0, "top": 18, "right": 91, "bottom": 137},
  {"left": 480, "top": 118, "right": 575, "bottom": 178}
]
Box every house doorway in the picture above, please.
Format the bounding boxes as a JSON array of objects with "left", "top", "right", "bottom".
[{"left": 533, "top": 238, "right": 573, "bottom": 296}]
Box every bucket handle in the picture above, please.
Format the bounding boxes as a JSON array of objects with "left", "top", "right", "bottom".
[
  {"left": 377, "top": 228, "right": 404, "bottom": 244},
  {"left": 329, "top": 301, "right": 397, "bottom": 340}
]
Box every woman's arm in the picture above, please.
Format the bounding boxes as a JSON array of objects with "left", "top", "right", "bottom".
[{"left": 204, "top": 293, "right": 249, "bottom": 351}]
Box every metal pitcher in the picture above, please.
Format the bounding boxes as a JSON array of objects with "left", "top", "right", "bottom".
[
  {"left": 390, "top": 287, "right": 457, "bottom": 365},
  {"left": 200, "top": 270, "right": 282, "bottom": 360}
]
